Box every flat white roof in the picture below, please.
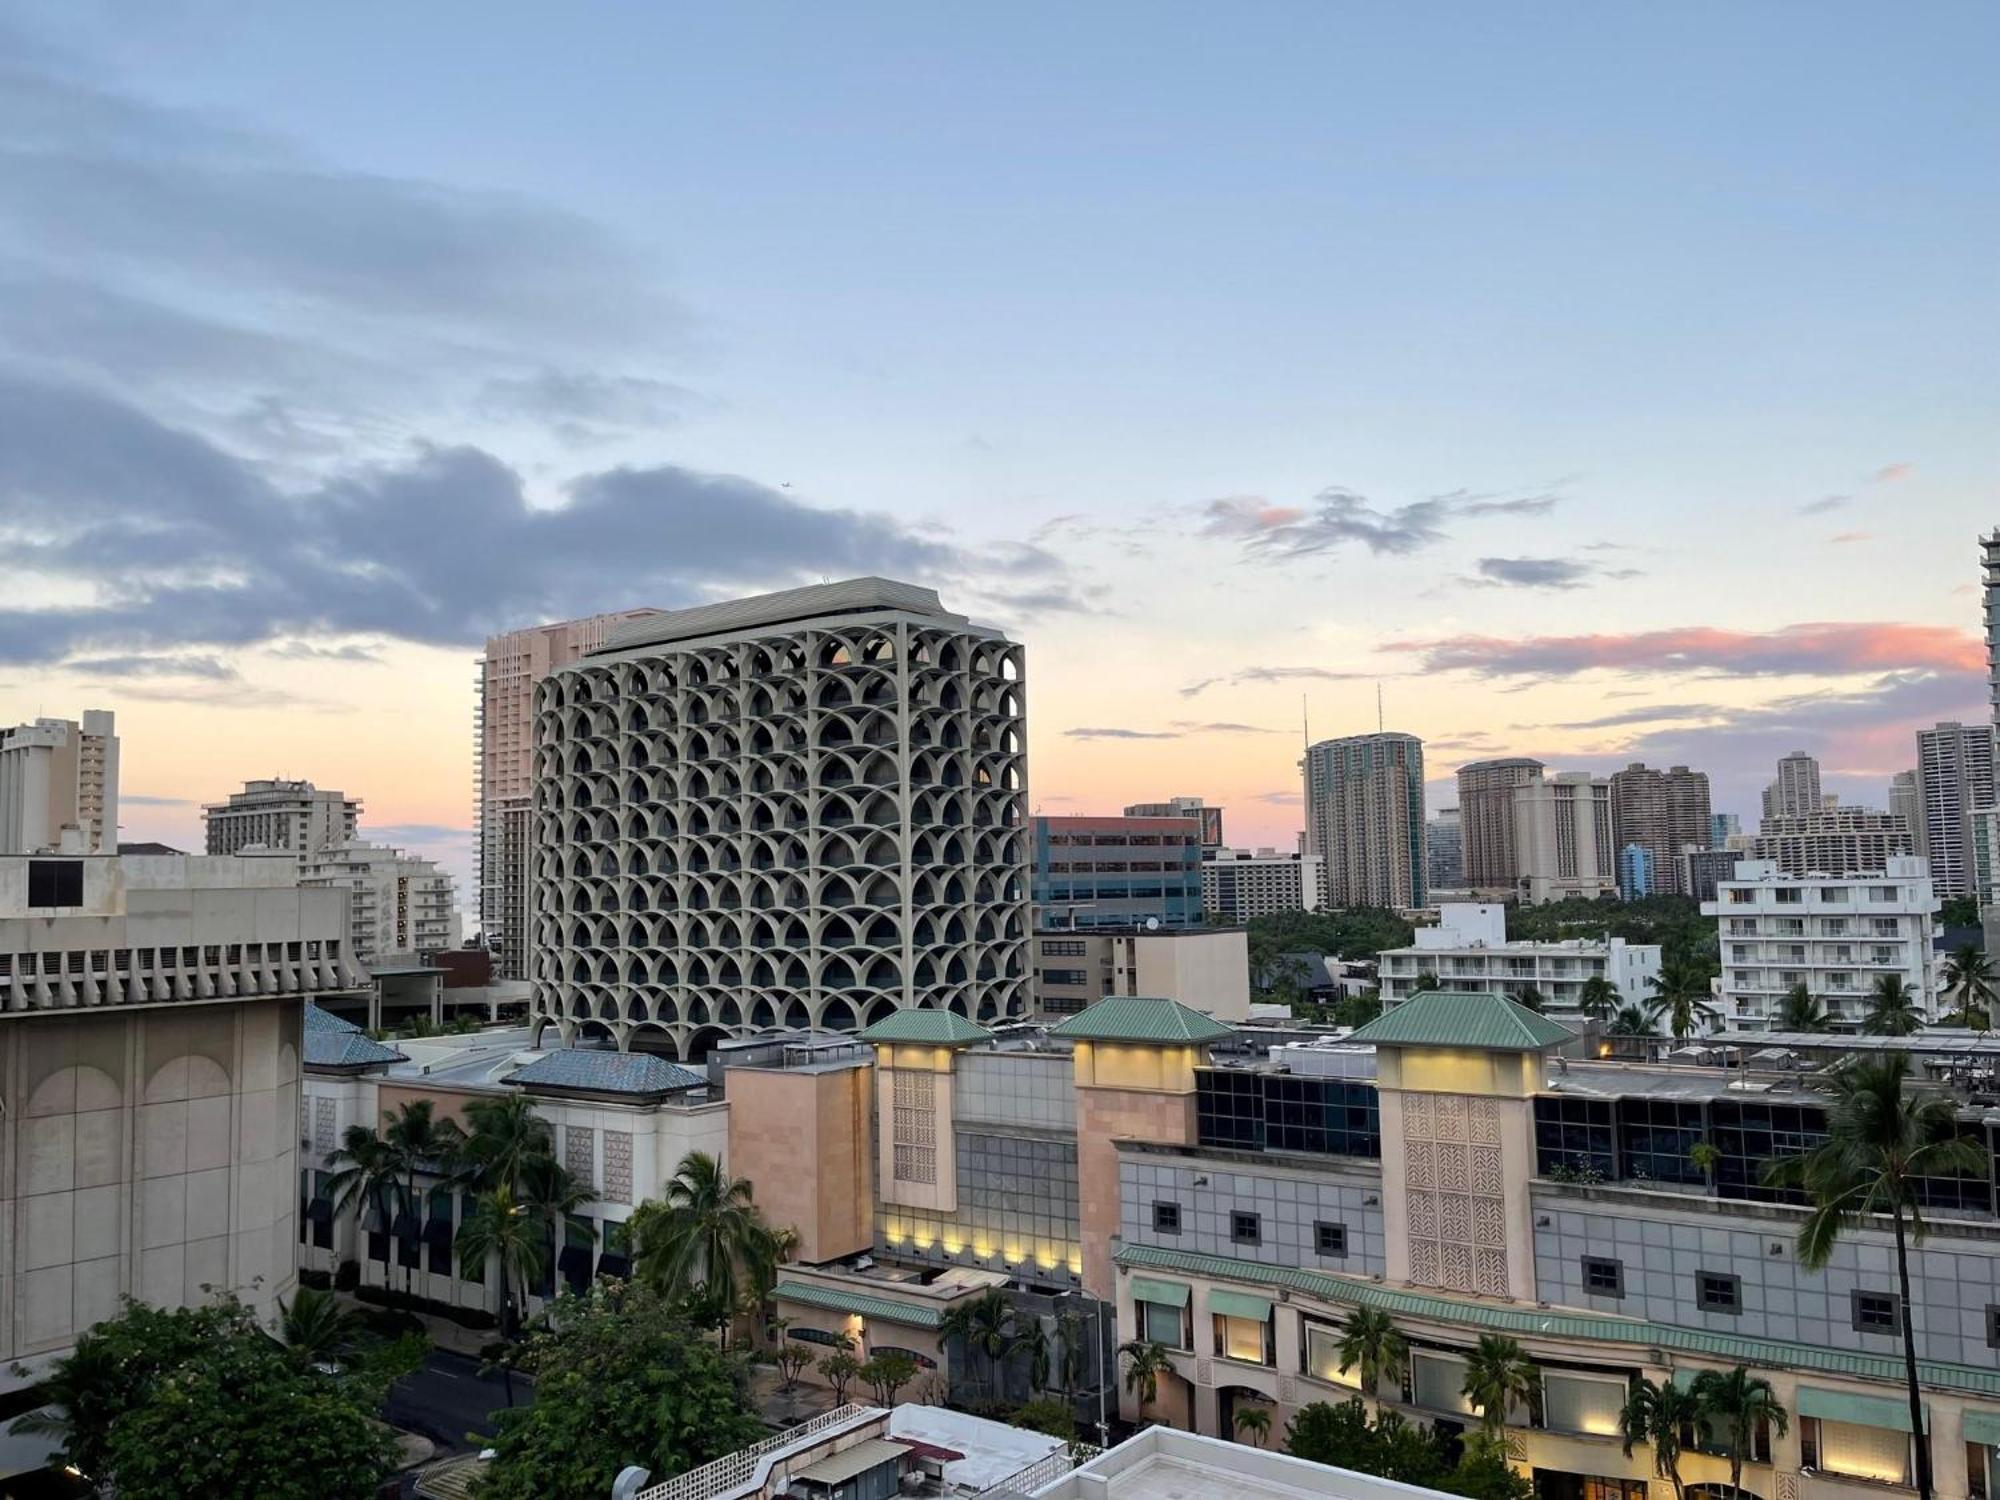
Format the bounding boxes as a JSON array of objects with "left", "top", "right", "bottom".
[
  {"left": 1032, "top": 1428, "right": 1461, "bottom": 1500},
  {"left": 888, "top": 1405, "right": 1063, "bottom": 1491}
]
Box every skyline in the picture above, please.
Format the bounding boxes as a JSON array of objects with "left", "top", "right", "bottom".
[{"left": 1, "top": 4, "right": 1994, "bottom": 904}]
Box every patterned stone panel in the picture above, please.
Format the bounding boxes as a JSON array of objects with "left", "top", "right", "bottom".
[
  {"left": 564, "top": 1125, "right": 595, "bottom": 1192},
  {"left": 1469, "top": 1097, "right": 1501, "bottom": 1145},
  {"left": 1401, "top": 1089, "right": 1507, "bottom": 1296},
  {"left": 314, "top": 1097, "right": 336, "bottom": 1153},
  {"left": 602, "top": 1130, "right": 633, "bottom": 1203}
]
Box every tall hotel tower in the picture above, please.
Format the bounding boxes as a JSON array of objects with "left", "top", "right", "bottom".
[
  {"left": 531, "top": 578, "right": 1031, "bottom": 1056},
  {"left": 1302, "top": 731, "right": 1427, "bottom": 909}
]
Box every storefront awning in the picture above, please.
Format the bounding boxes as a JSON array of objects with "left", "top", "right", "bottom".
[
  {"left": 1797, "top": 1387, "right": 1927, "bottom": 1432},
  {"left": 1131, "top": 1277, "right": 1190, "bottom": 1308},
  {"left": 1964, "top": 1409, "right": 2000, "bottom": 1447},
  {"left": 792, "top": 1438, "right": 909, "bottom": 1487},
  {"left": 1208, "top": 1289, "right": 1274, "bottom": 1322}
]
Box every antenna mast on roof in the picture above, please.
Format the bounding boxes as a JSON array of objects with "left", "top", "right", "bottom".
[{"left": 1376, "top": 681, "right": 1384, "bottom": 734}]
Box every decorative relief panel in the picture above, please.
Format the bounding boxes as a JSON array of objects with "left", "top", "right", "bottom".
[
  {"left": 313, "top": 1097, "right": 336, "bottom": 1153},
  {"left": 602, "top": 1130, "right": 633, "bottom": 1204},
  {"left": 1401, "top": 1089, "right": 1508, "bottom": 1296},
  {"left": 564, "top": 1125, "right": 595, "bottom": 1191}
]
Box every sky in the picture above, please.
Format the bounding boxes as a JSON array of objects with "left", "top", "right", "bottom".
[{"left": 0, "top": 2, "right": 1995, "bottom": 916}]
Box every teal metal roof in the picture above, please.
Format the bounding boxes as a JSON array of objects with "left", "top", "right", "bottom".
[
  {"left": 1347, "top": 992, "right": 1576, "bottom": 1051},
  {"left": 1113, "top": 1242, "right": 2000, "bottom": 1400},
  {"left": 1048, "top": 995, "right": 1235, "bottom": 1045},
  {"left": 773, "top": 1278, "right": 945, "bottom": 1330},
  {"left": 856, "top": 1008, "right": 994, "bottom": 1046}
]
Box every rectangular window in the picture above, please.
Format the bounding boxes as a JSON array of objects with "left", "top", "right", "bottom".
[
  {"left": 1412, "top": 1350, "right": 1476, "bottom": 1416},
  {"left": 26, "top": 860, "right": 83, "bottom": 908},
  {"left": 1698, "top": 1271, "right": 1741, "bottom": 1314},
  {"left": 1314, "top": 1221, "right": 1347, "bottom": 1258},
  {"left": 1543, "top": 1371, "right": 1629, "bottom": 1437},
  {"left": 1152, "top": 1201, "right": 1181, "bottom": 1234},
  {"left": 890, "top": 1070, "right": 937, "bottom": 1185},
  {"left": 1582, "top": 1256, "right": 1624, "bottom": 1297},
  {"left": 1214, "top": 1314, "right": 1270, "bottom": 1365},
  {"left": 1813, "top": 1417, "right": 1912, "bottom": 1485},
  {"left": 1986, "top": 1304, "right": 2000, "bottom": 1350},
  {"left": 1230, "top": 1211, "right": 1261, "bottom": 1245},
  {"left": 1302, "top": 1321, "right": 1364, "bottom": 1390},
  {"left": 1140, "top": 1300, "right": 1185, "bottom": 1349},
  {"left": 1852, "top": 1291, "right": 1900, "bottom": 1333}
]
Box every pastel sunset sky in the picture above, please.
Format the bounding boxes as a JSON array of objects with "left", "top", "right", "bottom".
[{"left": 1, "top": 3, "right": 1993, "bottom": 914}]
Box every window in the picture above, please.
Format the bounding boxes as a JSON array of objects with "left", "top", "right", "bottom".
[
  {"left": 1697, "top": 1271, "right": 1741, "bottom": 1314},
  {"left": 1411, "top": 1350, "right": 1476, "bottom": 1416},
  {"left": 789, "top": 1326, "right": 851, "bottom": 1348},
  {"left": 1852, "top": 1291, "right": 1900, "bottom": 1334},
  {"left": 1214, "top": 1312, "right": 1271, "bottom": 1365},
  {"left": 1152, "top": 1201, "right": 1182, "bottom": 1234},
  {"left": 1302, "top": 1321, "right": 1364, "bottom": 1390},
  {"left": 1542, "top": 1371, "right": 1630, "bottom": 1437},
  {"left": 1140, "top": 1299, "right": 1186, "bottom": 1349},
  {"left": 1041, "top": 968, "right": 1089, "bottom": 986},
  {"left": 1535, "top": 1095, "right": 1616, "bottom": 1179},
  {"left": 26, "top": 860, "right": 83, "bottom": 908},
  {"left": 1314, "top": 1221, "right": 1347, "bottom": 1258},
  {"left": 1807, "top": 1416, "right": 1913, "bottom": 1485},
  {"left": 1231, "top": 1211, "right": 1261, "bottom": 1245},
  {"left": 1040, "top": 939, "right": 1087, "bottom": 957},
  {"left": 1582, "top": 1256, "right": 1624, "bottom": 1298},
  {"left": 1986, "top": 1304, "right": 2000, "bottom": 1350}
]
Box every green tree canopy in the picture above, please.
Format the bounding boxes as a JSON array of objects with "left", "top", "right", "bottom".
[{"left": 474, "top": 1281, "right": 763, "bottom": 1500}]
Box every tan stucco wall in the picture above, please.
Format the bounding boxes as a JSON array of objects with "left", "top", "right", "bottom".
[
  {"left": 729, "top": 1064, "right": 874, "bottom": 1264},
  {"left": 874, "top": 1047, "right": 957, "bottom": 1215},
  {"left": 1077, "top": 1084, "right": 1197, "bottom": 1299}
]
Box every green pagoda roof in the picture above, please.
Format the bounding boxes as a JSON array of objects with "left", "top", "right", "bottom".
[
  {"left": 855, "top": 1008, "right": 994, "bottom": 1046},
  {"left": 1048, "top": 995, "right": 1235, "bottom": 1045},
  {"left": 1346, "top": 991, "right": 1576, "bottom": 1051}
]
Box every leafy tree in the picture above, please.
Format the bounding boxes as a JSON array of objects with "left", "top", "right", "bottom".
[
  {"left": 1576, "top": 976, "right": 1619, "bottom": 1020},
  {"left": 774, "top": 1341, "right": 815, "bottom": 1390},
  {"left": 1450, "top": 1428, "right": 1535, "bottom": 1500},
  {"left": 1011, "top": 1396, "right": 1077, "bottom": 1441},
  {"left": 862, "top": 1349, "right": 920, "bottom": 1406},
  {"left": 1412, "top": 973, "right": 1443, "bottom": 993},
  {"left": 1609, "top": 1004, "right": 1658, "bottom": 1038},
  {"left": 1863, "top": 975, "right": 1923, "bottom": 1036},
  {"left": 1234, "top": 1401, "right": 1274, "bottom": 1447},
  {"left": 630, "top": 1151, "right": 781, "bottom": 1344},
  {"left": 1762, "top": 1054, "right": 1984, "bottom": 1500},
  {"left": 276, "top": 1284, "right": 363, "bottom": 1369},
  {"left": 941, "top": 1288, "right": 1018, "bottom": 1399},
  {"left": 475, "top": 1281, "right": 762, "bottom": 1500},
  {"left": 1014, "top": 1315, "right": 1051, "bottom": 1394},
  {"left": 1620, "top": 1375, "right": 1706, "bottom": 1500},
  {"left": 458, "top": 1184, "right": 545, "bottom": 1341},
  {"left": 818, "top": 1349, "right": 863, "bottom": 1404},
  {"left": 1119, "top": 1338, "right": 1171, "bottom": 1421},
  {"left": 1777, "top": 982, "right": 1829, "bottom": 1032},
  {"left": 1691, "top": 1366, "right": 1790, "bottom": 1498},
  {"left": 1938, "top": 895, "right": 1981, "bottom": 929},
  {"left": 1460, "top": 1334, "right": 1539, "bottom": 1432},
  {"left": 1939, "top": 945, "right": 1995, "bottom": 1029},
  {"left": 1284, "top": 1399, "right": 1450, "bottom": 1488},
  {"left": 1052, "top": 1305, "right": 1087, "bottom": 1400},
  {"left": 22, "top": 1296, "right": 393, "bottom": 1500},
  {"left": 1513, "top": 985, "right": 1546, "bottom": 1013},
  {"left": 1506, "top": 894, "right": 1714, "bottom": 958},
  {"left": 520, "top": 1153, "right": 591, "bottom": 1299},
  {"left": 383, "top": 1098, "right": 463, "bottom": 1297},
  {"left": 1646, "top": 957, "right": 1720, "bottom": 1041},
  {"left": 1246, "top": 908, "right": 1417, "bottom": 973},
  {"left": 1688, "top": 1141, "right": 1720, "bottom": 1181},
  {"left": 1333, "top": 1306, "right": 1407, "bottom": 1399},
  {"left": 1332, "top": 990, "right": 1384, "bottom": 1028}
]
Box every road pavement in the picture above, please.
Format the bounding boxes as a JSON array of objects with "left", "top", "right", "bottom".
[{"left": 386, "top": 1349, "right": 532, "bottom": 1458}]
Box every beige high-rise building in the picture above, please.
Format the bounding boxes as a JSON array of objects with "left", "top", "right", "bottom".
[
  {"left": 1916, "top": 720, "right": 1997, "bottom": 901},
  {"left": 477, "top": 609, "right": 657, "bottom": 980},
  {"left": 1511, "top": 771, "right": 1616, "bottom": 903},
  {"left": 1608, "top": 762, "right": 1711, "bottom": 897},
  {"left": 1770, "top": 750, "right": 1823, "bottom": 819},
  {"left": 1889, "top": 769, "right": 1925, "bottom": 858},
  {"left": 203, "top": 779, "right": 359, "bottom": 874},
  {"left": 1302, "top": 732, "right": 1426, "bottom": 909},
  {"left": 301, "top": 839, "right": 462, "bottom": 968},
  {"left": 1454, "top": 758, "right": 1543, "bottom": 889},
  {"left": 0, "top": 710, "right": 118, "bottom": 855}
]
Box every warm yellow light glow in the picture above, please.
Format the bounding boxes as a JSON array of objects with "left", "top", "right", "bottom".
[
  {"left": 941, "top": 1236, "right": 963, "bottom": 1255},
  {"left": 1067, "top": 1254, "right": 1083, "bottom": 1274}
]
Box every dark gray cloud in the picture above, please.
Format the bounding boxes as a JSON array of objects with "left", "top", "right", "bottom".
[
  {"left": 1471, "top": 557, "right": 1594, "bottom": 589},
  {"left": 1545, "top": 702, "right": 1724, "bottom": 731},
  {"left": 1062, "top": 727, "right": 1180, "bottom": 740},
  {"left": 1200, "top": 486, "right": 1558, "bottom": 562},
  {"left": 1180, "top": 665, "right": 1377, "bottom": 698},
  {"left": 63, "top": 653, "right": 237, "bottom": 680},
  {"left": 477, "top": 370, "right": 700, "bottom": 446},
  {"left": 1799, "top": 495, "right": 1849, "bottom": 515}
]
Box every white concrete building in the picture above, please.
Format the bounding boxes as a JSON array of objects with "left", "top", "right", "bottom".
[
  {"left": 532, "top": 578, "right": 1031, "bottom": 1056},
  {"left": 1703, "top": 856, "right": 1940, "bottom": 1031},
  {"left": 301, "top": 838, "right": 462, "bottom": 968},
  {"left": 1511, "top": 771, "right": 1616, "bottom": 903},
  {"left": 203, "top": 778, "right": 360, "bottom": 874},
  {"left": 1201, "top": 846, "right": 1322, "bottom": 920},
  {"left": 1917, "top": 721, "right": 1996, "bottom": 900},
  {"left": 0, "top": 710, "right": 117, "bottom": 855},
  {"left": 1749, "top": 807, "right": 1917, "bottom": 877},
  {"left": 0, "top": 849, "right": 358, "bottom": 1380},
  {"left": 1375, "top": 902, "right": 1661, "bottom": 1012}
]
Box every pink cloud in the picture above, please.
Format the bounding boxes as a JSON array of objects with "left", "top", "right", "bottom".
[
  {"left": 1828, "top": 531, "right": 1874, "bottom": 544},
  {"left": 1871, "top": 462, "right": 1914, "bottom": 483},
  {"left": 1383, "top": 621, "right": 1983, "bottom": 678}
]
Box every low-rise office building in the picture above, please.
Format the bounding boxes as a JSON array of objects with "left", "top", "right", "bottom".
[
  {"left": 1032, "top": 925, "right": 1249, "bottom": 1019},
  {"left": 1033, "top": 815, "right": 1204, "bottom": 930},
  {"left": 1376, "top": 903, "right": 1661, "bottom": 1014}
]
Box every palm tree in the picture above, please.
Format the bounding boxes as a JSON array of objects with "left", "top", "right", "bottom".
[
  {"left": 520, "top": 1153, "right": 590, "bottom": 1297},
  {"left": 1576, "top": 976, "right": 1619, "bottom": 1021},
  {"left": 1647, "top": 957, "right": 1720, "bottom": 1042},
  {"left": 1332, "top": 1306, "right": 1407, "bottom": 1400},
  {"left": 1776, "top": 982, "right": 1829, "bottom": 1033},
  {"left": 1014, "top": 1315, "right": 1051, "bottom": 1395},
  {"left": 1762, "top": 1055, "right": 1984, "bottom": 1500},
  {"left": 457, "top": 1183, "right": 545, "bottom": 1341},
  {"left": 383, "top": 1099, "right": 462, "bottom": 1297},
  {"left": 1412, "top": 973, "right": 1443, "bottom": 993},
  {"left": 1119, "top": 1338, "right": 1171, "bottom": 1422},
  {"left": 324, "top": 1122, "right": 402, "bottom": 1273},
  {"left": 1460, "top": 1333, "right": 1540, "bottom": 1432},
  {"left": 1692, "top": 1366, "right": 1789, "bottom": 1498},
  {"left": 1514, "top": 985, "right": 1546, "bottom": 1013},
  {"left": 1940, "top": 945, "right": 1995, "bottom": 1029},
  {"left": 1862, "top": 975, "right": 1923, "bottom": 1036},
  {"left": 1609, "top": 1004, "right": 1659, "bottom": 1038},
  {"left": 1053, "top": 1306, "right": 1088, "bottom": 1401},
  {"left": 630, "top": 1151, "right": 778, "bottom": 1342},
  {"left": 1233, "top": 1401, "right": 1273, "bottom": 1447},
  {"left": 941, "top": 1288, "right": 1018, "bottom": 1399},
  {"left": 456, "top": 1093, "right": 556, "bottom": 1194},
  {"left": 1620, "top": 1375, "right": 1706, "bottom": 1500},
  {"left": 275, "top": 1285, "right": 362, "bottom": 1368}
]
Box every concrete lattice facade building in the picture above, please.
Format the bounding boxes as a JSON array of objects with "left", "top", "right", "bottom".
[
  {"left": 1749, "top": 808, "right": 1916, "bottom": 878},
  {"left": 531, "top": 579, "right": 1031, "bottom": 1056}
]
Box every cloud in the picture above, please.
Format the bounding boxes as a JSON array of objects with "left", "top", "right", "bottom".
[
  {"left": 1062, "top": 727, "right": 1180, "bottom": 740},
  {"left": 1871, "top": 463, "right": 1914, "bottom": 484},
  {"left": 369, "top": 823, "right": 474, "bottom": 845},
  {"left": 119, "top": 793, "right": 194, "bottom": 807},
  {"left": 1179, "top": 665, "right": 1377, "bottom": 698},
  {"left": 1546, "top": 702, "right": 1724, "bottom": 731},
  {"left": 1799, "top": 495, "right": 1849, "bottom": 515},
  {"left": 1247, "top": 790, "right": 1303, "bottom": 806},
  {"left": 476, "top": 370, "right": 700, "bottom": 445},
  {"left": 1199, "top": 485, "right": 1558, "bottom": 562},
  {"left": 1470, "top": 557, "right": 1595, "bottom": 590},
  {"left": 1168, "top": 721, "right": 1284, "bottom": 736},
  {"left": 1829, "top": 531, "right": 1874, "bottom": 545},
  {"left": 265, "top": 641, "right": 383, "bottom": 664},
  {"left": 1383, "top": 621, "right": 1982, "bottom": 679},
  {"left": 62, "top": 653, "right": 237, "bottom": 680}
]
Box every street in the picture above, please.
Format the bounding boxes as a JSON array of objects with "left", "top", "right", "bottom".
[{"left": 385, "top": 1349, "right": 533, "bottom": 1458}]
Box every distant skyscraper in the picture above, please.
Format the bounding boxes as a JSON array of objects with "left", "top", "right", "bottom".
[
  {"left": 1512, "top": 772, "right": 1617, "bottom": 903},
  {"left": 1749, "top": 808, "right": 1915, "bottom": 877},
  {"left": 1618, "top": 842, "right": 1654, "bottom": 899},
  {"left": 1303, "top": 732, "right": 1426, "bottom": 909},
  {"left": 1608, "top": 763, "right": 1711, "bottom": 898},
  {"left": 0, "top": 709, "right": 118, "bottom": 855},
  {"left": 1455, "top": 758, "right": 1544, "bottom": 889},
  {"left": 478, "top": 609, "right": 658, "bottom": 980},
  {"left": 1983, "top": 531, "right": 2000, "bottom": 725},
  {"left": 1889, "top": 770, "right": 1926, "bottom": 858},
  {"left": 203, "top": 778, "right": 359, "bottom": 874},
  {"left": 1122, "top": 797, "right": 1224, "bottom": 848},
  {"left": 1427, "top": 807, "right": 1465, "bottom": 891},
  {"left": 1771, "top": 751, "right": 1823, "bottom": 820},
  {"left": 1709, "top": 812, "right": 1741, "bottom": 847},
  {"left": 1916, "top": 721, "right": 1997, "bottom": 900}
]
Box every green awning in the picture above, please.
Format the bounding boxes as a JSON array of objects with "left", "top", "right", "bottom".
[
  {"left": 1131, "top": 1277, "right": 1190, "bottom": 1309},
  {"left": 1798, "top": 1387, "right": 1927, "bottom": 1433},
  {"left": 1208, "top": 1289, "right": 1274, "bottom": 1322},
  {"left": 1965, "top": 1410, "right": 2000, "bottom": 1447}
]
